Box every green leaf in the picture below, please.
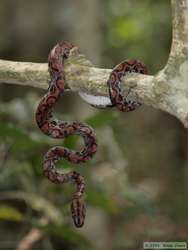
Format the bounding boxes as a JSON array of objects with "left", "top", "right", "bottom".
[
  {"left": 63, "top": 135, "right": 78, "bottom": 149},
  {"left": 0, "top": 205, "right": 23, "bottom": 221},
  {"left": 114, "top": 18, "right": 142, "bottom": 41},
  {"left": 0, "top": 191, "right": 63, "bottom": 224}
]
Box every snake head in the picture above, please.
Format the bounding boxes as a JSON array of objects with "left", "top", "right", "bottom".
[{"left": 71, "top": 198, "right": 86, "bottom": 228}]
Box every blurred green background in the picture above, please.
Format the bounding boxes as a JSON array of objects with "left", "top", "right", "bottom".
[{"left": 0, "top": 1, "right": 187, "bottom": 250}]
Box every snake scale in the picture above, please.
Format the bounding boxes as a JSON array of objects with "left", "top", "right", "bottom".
[{"left": 35, "top": 41, "right": 147, "bottom": 228}]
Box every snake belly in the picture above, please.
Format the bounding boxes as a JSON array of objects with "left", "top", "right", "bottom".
[{"left": 35, "top": 42, "right": 97, "bottom": 228}]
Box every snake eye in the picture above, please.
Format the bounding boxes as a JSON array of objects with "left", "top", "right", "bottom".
[{"left": 71, "top": 198, "right": 86, "bottom": 228}]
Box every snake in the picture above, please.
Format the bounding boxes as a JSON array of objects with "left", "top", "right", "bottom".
[
  {"left": 79, "top": 60, "right": 147, "bottom": 109},
  {"left": 35, "top": 41, "right": 147, "bottom": 228}
]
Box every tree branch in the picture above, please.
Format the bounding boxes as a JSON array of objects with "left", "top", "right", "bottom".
[
  {"left": 16, "top": 228, "right": 43, "bottom": 250},
  {"left": 0, "top": 0, "right": 188, "bottom": 127}
]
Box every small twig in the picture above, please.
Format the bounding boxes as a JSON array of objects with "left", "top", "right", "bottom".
[{"left": 16, "top": 228, "right": 43, "bottom": 250}]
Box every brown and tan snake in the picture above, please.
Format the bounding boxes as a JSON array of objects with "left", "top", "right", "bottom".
[{"left": 35, "top": 41, "right": 147, "bottom": 227}]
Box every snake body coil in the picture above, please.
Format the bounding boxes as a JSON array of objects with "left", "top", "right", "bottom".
[
  {"left": 35, "top": 42, "right": 97, "bottom": 227},
  {"left": 107, "top": 59, "right": 147, "bottom": 111},
  {"left": 35, "top": 41, "right": 147, "bottom": 228}
]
